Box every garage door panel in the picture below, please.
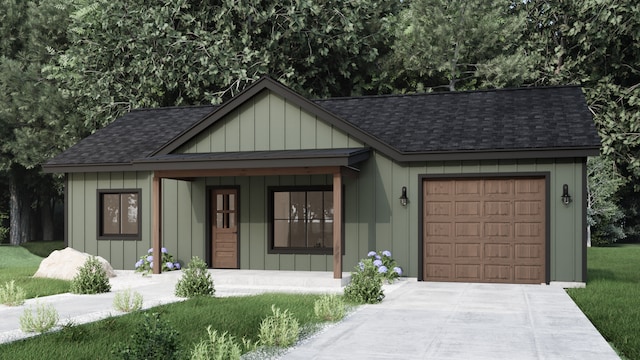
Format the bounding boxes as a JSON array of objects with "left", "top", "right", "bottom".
[
  {"left": 455, "top": 243, "right": 481, "bottom": 258},
  {"left": 424, "top": 178, "right": 546, "bottom": 284},
  {"left": 455, "top": 201, "right": 481, "bottom": 216},
  {"left": 484, "top": 179, "right": 513, "bottom": 195},
  {"left": 515, "top": 201, "right": 542, "bottom": 216},
  {"left": 484, "top": 222, "right": 511, "bottom": 237},
  {"left": 455, "top": 264, "right": 482, "bottom": 281},
  {"left": 515, "top": 179, "right": 543, "bottom": 194},
  {"left": 514, "top": 222, "right": 542, "bottom": 237},
  {"left": 483, "top": 243, "right": 511, "bottom": 260},
  {"left": 484, "top": 201, "right": 511, "bottom": 216},
  {"left": 425, "top": 243, "right": 452, "bottom": 258},
  {"left": 455, "top": 181, "right": 481, "bottom": 195},
  {"left": 425, "top": 181, "right": 453, "bottom": 195},
  {"left": 425, "top": 264, "right": 453, "bottom": 280},
  {"left": 484, "top": 265, "right": 512, "bottom": 282},
  {"left": 514, "top": 244, "right": 543, "bottom": 259},
  {"left": 426, "top": 223, "right": 452, "bottom": 237},
  {"left": 455, "top": 222, "right": 481, "bottom": 237},
  {"left": 514, "top": 266, "right": 543, "bottom": 283},
  {"left": 426, "top": 202, "right": 452, "bottom": 216}
]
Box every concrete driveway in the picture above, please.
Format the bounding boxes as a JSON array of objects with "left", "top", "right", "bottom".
[{"left": 280, "top": 281, "right": 620, "bottom": 360}]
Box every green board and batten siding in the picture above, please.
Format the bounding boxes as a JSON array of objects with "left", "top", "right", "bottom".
[
  {"left": 66, "top": 89, "right": 586, "bottom": 282},
  {"left": 67, "top": 171, "right": 153, "bottom": 270}
]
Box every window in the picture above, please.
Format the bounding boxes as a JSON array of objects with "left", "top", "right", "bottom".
[
  {"left": 270, "top": 187, "right": 333, "bottom": 254},
  {"left": 98, "top": 190, "right": 141, "bottom": 239}
]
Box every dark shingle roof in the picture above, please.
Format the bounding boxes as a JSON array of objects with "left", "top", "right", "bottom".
[
  {"left": 46, "top": 105, "right": 216, "bottom": 165},
  {"left": 314, "top": 86, "right": 600, "bottom": 153},
  {"left": 44, "top": 80, "right": 600, "bottom": 170}
]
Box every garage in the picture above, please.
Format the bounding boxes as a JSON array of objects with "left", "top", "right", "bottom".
[{"left": 422, "top": 177, "right": 547, "bottom": 284}]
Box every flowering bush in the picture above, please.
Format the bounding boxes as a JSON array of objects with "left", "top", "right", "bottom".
[
  {"left": 344, "top": 258, "right": 384, "bottom": 304},
  {"left": 366, "top": 250, "right": 402, "bottom": 282},
  {"left": 135, "top": 248, "right": 181, "bottom": 275}
]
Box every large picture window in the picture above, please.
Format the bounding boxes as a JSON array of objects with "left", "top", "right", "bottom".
[
  {"left": 98, "top": 190, "right": 141, "bottom": 239},
  {"left": 270, "top": 187, "right": 333, "bottom": 254}
]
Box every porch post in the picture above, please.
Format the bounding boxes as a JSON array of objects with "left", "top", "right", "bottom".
[
  {"left": 333, "top": 172, "right": 342, "bottom": 279},
  {"left": 152, "top": 174, "right": 162, "bottom": 274}
]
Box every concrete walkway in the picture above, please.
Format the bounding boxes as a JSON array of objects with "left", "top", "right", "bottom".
[
  {"left": 280, "top": 281, "right": 620, "bottom": 360},
  {"left": 0, "top": 272, "right": 620, "bottom": 360}
]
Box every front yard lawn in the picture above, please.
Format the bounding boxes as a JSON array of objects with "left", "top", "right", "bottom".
[
  {"left": 567, "top": 244, "right": 640, "bottom": 360},
  {"left": 0, "top": 293, "right": 324, "bottom": 359},
  {"left": 0, "top": 242, "right": 69, "bottom": 298}
]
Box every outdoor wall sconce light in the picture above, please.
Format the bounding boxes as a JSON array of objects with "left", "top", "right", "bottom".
[
  {"left": 561, "top": 184, "right": 572, "bottom": 206},
  {"left": 399, "top": 186, "right": 408, "bottom": 207}
]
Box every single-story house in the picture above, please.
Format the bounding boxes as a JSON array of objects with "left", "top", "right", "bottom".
[{"left": 43, "top": 77, "right": 600, "bottom": 286}]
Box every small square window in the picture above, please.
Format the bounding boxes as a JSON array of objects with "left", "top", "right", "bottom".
[{"left": 98, "top": 190, "right": 141, "bottom": 240}]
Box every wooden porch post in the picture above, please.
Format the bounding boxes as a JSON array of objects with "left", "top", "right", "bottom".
[
  {"left": 152, "top": 174, "right": 162, "bottom": 274},
  {"left": 333, "top": 172, "right": 342, "bottom": 279}
]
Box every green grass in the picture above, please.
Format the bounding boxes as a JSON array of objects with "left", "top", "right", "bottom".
[
  {"left": 0, "top": 293, "right": 324, "bottom": 359},
  {"left": 0, "top": 242, "right": 69, "bottom": 298},
  {"left": 567, "top": 244, "right": 640, "bottom": 360}
]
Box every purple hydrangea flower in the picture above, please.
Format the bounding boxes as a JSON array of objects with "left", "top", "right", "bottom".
[
  {"left": 166, "top": 261, "right": 174, "bottom": 270},
  {"left": 393, "top": 267, "right": 402, "bottom": 276},
  {"left": 367, "top": 251, "right": 377, "bottom": 257},
  {"left": 358, "top": 261, "right": 365, "bottom": 271},
  {"left": 146, "top": 255, "right": 153, "bottom": 262},
  {"left": 135, "top": 260, "right": 143, "bottom": 268},
  {"left": 161, "top": 247, "right": 168, "bottom": 254},
  {"left": 373, "top": 259, "right": 383, "bottom": 267},
  {"left": 174, "top": 262, "right": 181, "bottom": 270},
  {"left": 378, "top": 266, "right": 388, "bottom": 273},
  {"left": 382, "top": 250, "right": 392, "bottom": 257},
  {"left": 147, "top": 248, "right": 153, "bottom": 254},
  {"left": 375, "top": 254, "right": 381, "bottom": 260}
]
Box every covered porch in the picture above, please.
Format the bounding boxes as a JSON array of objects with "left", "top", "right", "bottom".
[{"left": 144, "top": 148, "right": 370, "bottom": 279}]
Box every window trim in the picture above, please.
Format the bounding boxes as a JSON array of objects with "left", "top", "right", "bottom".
[
  {"left": 97, "top": 189, "right": 142, "bottom": 240},
  {"left": 268, "top": 186, "right": 335, "bottom": 255}
]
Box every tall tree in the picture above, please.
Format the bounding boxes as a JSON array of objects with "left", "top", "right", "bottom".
[
  {"left": 47, "top": 0, "right": 402, "bottom": 130},
  {"left": 0, "top": 1, "right": 73, "bottom": 244},
  {"left": 385, "top": 0, "right": 538, "bottom": 92},
  {"left": 521, "top": 0, "right": 640, "bottom": 240}
]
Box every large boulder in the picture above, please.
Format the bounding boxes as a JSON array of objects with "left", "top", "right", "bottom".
[{"left": 33, "top": 247, "right": 116, "bottom": 281}]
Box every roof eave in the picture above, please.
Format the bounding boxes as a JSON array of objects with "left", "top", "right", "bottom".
[{"left": 392, "top": 147, "right": 600, "bottom": 162}]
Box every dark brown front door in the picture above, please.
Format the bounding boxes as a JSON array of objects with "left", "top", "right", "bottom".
[{"left": 211, "top": 188, "right": 239, "bottom": 269}]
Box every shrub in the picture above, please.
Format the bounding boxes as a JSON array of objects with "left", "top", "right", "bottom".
[
  {"left": 367, "top": 250, "right": 403, "bottom": 282},
  {"left": 112, "top": 312, "right": 180, "bottom": 360},
  {"left": 113, "top": 289, "right": 143, "bottom": 312},
  {"left": 0, "top": 280, "right": 26, "bottom": 306},
  {"left": 19, "top": 302, "right": 59, "bottom": 333},
  {"left": 70, "top": 256, "right": 111, "bottom": 294},
  {"left": 175, "top": 256, "right": 215, "bottom": 298},
  {"left": 344, "top": 258, "right": 384, "bottom": 304},
  {"left": 135, "top": 247, "right": 181, "bottom": 275},
  {"left": 313, "top": 294, "right": 345, "bottom": 322},
  {"left": 190, "top": 326, "right": 242, "bottom": 360},
  {"left": 258, "top": 305, "right": 300, "bottom": 348}
]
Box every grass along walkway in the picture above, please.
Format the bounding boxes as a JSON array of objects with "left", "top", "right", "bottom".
[
  {"left": 0, "top": 293, "right": 327, "bottom": 359},
  {"left": 567, "top": 244, "right": 640, "bottom": 360},
  {"left": 0, "top": 242, "right": 69, "bottom": 298}
]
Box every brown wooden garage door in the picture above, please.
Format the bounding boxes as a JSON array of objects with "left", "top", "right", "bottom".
[{"left": 423, "top": 178, "right": 546, "bottom": 284}]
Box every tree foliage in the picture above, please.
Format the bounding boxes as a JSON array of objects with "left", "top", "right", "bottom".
[
  {"left": 0, "top": 1, "right": 73, "bottom": 244},
  {"left": 387, "top": 0, "right": 538, "bottom": 92},
  {"left": 47, "top": 0, "right": 401, "bottom": 129}
]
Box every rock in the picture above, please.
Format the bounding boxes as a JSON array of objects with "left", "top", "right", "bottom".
[{"left": 33, "top": 247, "right": 116, "bottom": 281}]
